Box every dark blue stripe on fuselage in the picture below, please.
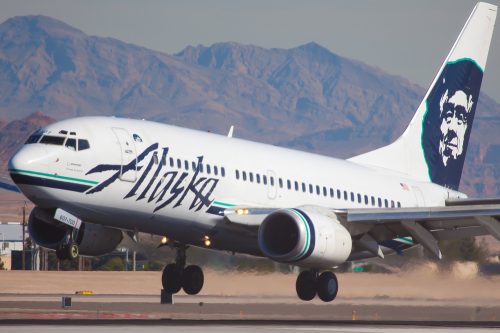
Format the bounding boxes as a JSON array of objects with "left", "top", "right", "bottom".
[
  {"left": 291, "top": 208, "right": 316, "bottom": 262},
  {"left": 206, "top": 205, "right": 226, "bottom": 216},
  {"left": 10, "top": 173, "right": 92, "bottom": 193}
]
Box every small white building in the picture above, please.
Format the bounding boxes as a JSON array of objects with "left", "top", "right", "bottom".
[{"left": 0, "top": 222, "right": 24, "bottom": 270}]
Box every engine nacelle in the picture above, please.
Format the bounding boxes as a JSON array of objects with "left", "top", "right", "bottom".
[
  {"left": 28, "top": 207, "right": 123, "bottom": 256},
  {"left": 258, "top": 208, "right": 352, "bottom": 268}
]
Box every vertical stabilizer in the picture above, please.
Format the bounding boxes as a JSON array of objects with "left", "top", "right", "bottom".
[{"left": 349, "top": 2, "right": 497, "bottom": 190}]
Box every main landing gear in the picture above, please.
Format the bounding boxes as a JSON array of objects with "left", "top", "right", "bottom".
[
  {"left": 296, "top": 270, "right": 338, "bottom": 302},
  {"left": 162, "top": 244, "right": 204, "bottom": 295}
]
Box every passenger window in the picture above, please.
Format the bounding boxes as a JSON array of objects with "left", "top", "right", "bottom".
[
  {"left": 350, "top": 192, "right": 355, "bottom": 202},
  {"left": 378, "top": 198, "right": 382, "bottom": 207},
  {"left": 153, "top": 153, "right": 159, "bottom": 165},
  {"left": 294, "top": 181, "right": 299, "bottom": 191},
  {"left": 330, "top": 188, "right": 334, "bottom": 198},
  {"left": 256, "top": 174, "right": 261, "bottom": 183},
  {"left": 397, "top": 201, "right": 401, "bottom": 208},
  {"left": 364, "top": 195, "right": 368, "bottom": 205},
  {"left": 263, "top": 175, "right": 268, "bottom": 185},
  {"left": 323, "top": 187, "right": 327, "bottom": 197},
  {"left": 221, "top": 167, "right": 226, "bottom": 177},
  {"left": 337, "top": 189, "right": 341, "bottom": 199},
  {"left": 384, "top": 199, "right": 388, "bottom": 208},
  {"left": 316, "top": 186, "right": 320, "bottom": 195},
  {"left": 242, "top": 171, "right": 247, "bottom": 181},
  {"left": 78, "top": 139, "right": 90, "bottom": 150},
  {"left": 65, "top": 138, "right": 77, "bottom": 151},
  {"left": 214, "top": 166, "right": 218, "bottom": 176},
  {"left": 287, "top": 180, "right": 291, "bottom": 189},
  {"left": 169, "top": 158, "right": 174, "bottom": 167},
  {"left": 177, "top": 159, "right": 181, "bottom": 169},
  {"left": 279, "top": 178, "right": 283, "bottom": 188},
  {"left": 235, "top": 170, "right": 240, "bottom": 179},
  {"left": 184, "top": 160, "right": 189, "bottom": 171},
  {"left": 270, "top": 177, "right": 274, "bottom": 186},
  {"left": 302, "top": 183, "right": 306, "bottom": 192},
  {"left": 207, "top": 164, "right": 211, "bottom": 174},
  {"left": 192, "top": 161, "right": 197, "bottom": 171},
  {"left": 344, "top": 191, "right": 348, "bottom": 200},
  {"left": 357, "top": 193, "right": 361, "bottom": 203},
  {"left": 391, "top": 200, "right": 395, "bottom": 208},
  {"left": 371, "top": 196, "right": 375, "bottom": 206},
  {"left": 249, "top": 172, "right": 254, "bottom": 182},
  {"left": 199, "top": 163, "right": 204, "bottom": 172}
]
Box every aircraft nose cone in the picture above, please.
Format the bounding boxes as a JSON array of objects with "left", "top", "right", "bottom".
[{"left": 8, "top": 145, "right": 48, "bottom": 184}]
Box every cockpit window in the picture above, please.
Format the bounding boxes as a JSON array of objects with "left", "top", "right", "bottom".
[
  {"left": 25, "top": 134, "right": 42, "bottom": 144},
  {"left": 65, "top": 138, "right": 77, "bottom": 151},
  {"left": 78, "top": 139, "right": 90, "bottom": 151},
  {"left": 39, "top": 135, "right": 65, "bottom": 145}
]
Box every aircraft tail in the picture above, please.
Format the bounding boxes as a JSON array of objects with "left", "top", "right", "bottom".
[{"left": 349, "top": 2, "right": 497, "bottom": 190}]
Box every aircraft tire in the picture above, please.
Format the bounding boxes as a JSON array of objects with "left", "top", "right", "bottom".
[
  {"left": 67, "top": 242, "right": 79, "bottom": 260},
  {"left": 317, "top": 271, "right": 338, "bottom": 302},
  {"left": 295, "top": 270, "right": 317, "bottom": 301},
  {"left": 162, "top": 263, "right": 183, "bottom": 294},
  {"left": 182, "top": 265, "right": 204, "bottom": 295}
]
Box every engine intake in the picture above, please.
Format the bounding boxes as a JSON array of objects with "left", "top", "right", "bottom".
[
  {"left": 258, "top": 208, "right": 352, "bottom": 268},
  {"left": 28, "top": 207, "right": 123, "bottom": 256}
]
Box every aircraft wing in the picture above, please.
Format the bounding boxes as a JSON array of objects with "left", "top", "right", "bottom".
[
  {"left": 223, "top": 199, "right": 500, "bottom": 260},
  {"left": 0, "top": 175, "right": 20, "bottom": 193}
]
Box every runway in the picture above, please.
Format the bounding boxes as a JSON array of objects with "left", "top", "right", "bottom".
[
  {"left": 1, "top": 321, "right": 500, "bottom": 333},
  {"left": 0, "top": 294, "right": 499, "bottom": 323},
  {"left": 0, "top": 271, "right": 499, "bottom": 330}
]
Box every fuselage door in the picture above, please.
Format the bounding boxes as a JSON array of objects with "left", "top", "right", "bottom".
[
  {"left": 112, "top": 127, "right": 137, "bottom": 182},
  {"left": 412, "top": 186, "right": 426, "bottom": 207}
]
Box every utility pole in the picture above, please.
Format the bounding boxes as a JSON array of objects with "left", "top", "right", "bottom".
[{"left": 22, "top": 202, "right": 26, "bottom": 270}]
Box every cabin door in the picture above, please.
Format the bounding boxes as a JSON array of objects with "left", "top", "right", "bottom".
[{"left": 112, "top": 127, "right": 137, "bottom": 182}]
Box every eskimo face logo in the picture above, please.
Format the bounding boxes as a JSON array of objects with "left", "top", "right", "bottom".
[
  {"left": 438, "top": 88, "right": 474, "bottom": 166},
  {"left": 422, "top": 59, "right": 483, "bottom": 190}
]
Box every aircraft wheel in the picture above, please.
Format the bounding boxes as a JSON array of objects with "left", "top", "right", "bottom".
[
  {"left": 182, "top": 265, "right": 204, "bottom": 295},
  {"left": 296, "top": 270, "right": 317, "bottom": 301},
  {"left": 162, "top": 263, "right": 183, "bottom": 294},
  {"left": 317, "top": 271, "right": 338, "bottom": 302},
  {"left": 67, "top": 242, "right": 79, "bottom": 260}
]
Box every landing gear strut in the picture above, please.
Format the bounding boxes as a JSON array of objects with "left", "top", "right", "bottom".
[
  {"left": 162, "top": 244, "right": 204, "bottom": 295},
  {"left": 296, "top": 270, "right": 338, "bottom": 302}
]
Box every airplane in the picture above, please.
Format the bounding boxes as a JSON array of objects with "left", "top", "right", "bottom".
[{"left": 6, "top": 2, "right": 500, "bottom": 302}]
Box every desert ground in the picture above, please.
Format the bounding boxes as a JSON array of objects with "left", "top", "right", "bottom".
[{"left": 0, "top": 266, "right": 498, "bottom": 305}]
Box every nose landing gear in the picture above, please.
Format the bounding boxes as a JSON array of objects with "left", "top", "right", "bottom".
[
  {"left": 56, "top": 229, "right": 80, "bottom": 261},
  {"left": 162, "top": 244, "right": 205, "bottom": 295},
  {"left": 296, "top": 269, "right": 338, "bottom": 302}
]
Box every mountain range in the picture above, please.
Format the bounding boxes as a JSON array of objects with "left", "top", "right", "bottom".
[{"left": 0, "top": 15, "right": 499, "bottom": 197}]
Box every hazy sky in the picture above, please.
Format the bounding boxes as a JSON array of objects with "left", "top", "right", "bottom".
[{"left": 1, "top": 0, "right": 499, "bottom": 102}]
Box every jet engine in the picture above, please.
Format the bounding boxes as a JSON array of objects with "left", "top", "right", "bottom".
[
  {"left": 258, "top": 208, "right": 352, "bottom": 268},
  {"left": 28, "top": 207, "right": 123, "bottom": 256}
]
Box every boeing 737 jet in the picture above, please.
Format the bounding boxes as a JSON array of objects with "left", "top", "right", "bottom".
[{"left": 6, "top": 2, "right": 500, "bottom": 302}]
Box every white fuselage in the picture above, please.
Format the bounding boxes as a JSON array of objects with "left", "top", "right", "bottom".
[{"left": 9, "top": 116, "right": 464, "bottom": 258}]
